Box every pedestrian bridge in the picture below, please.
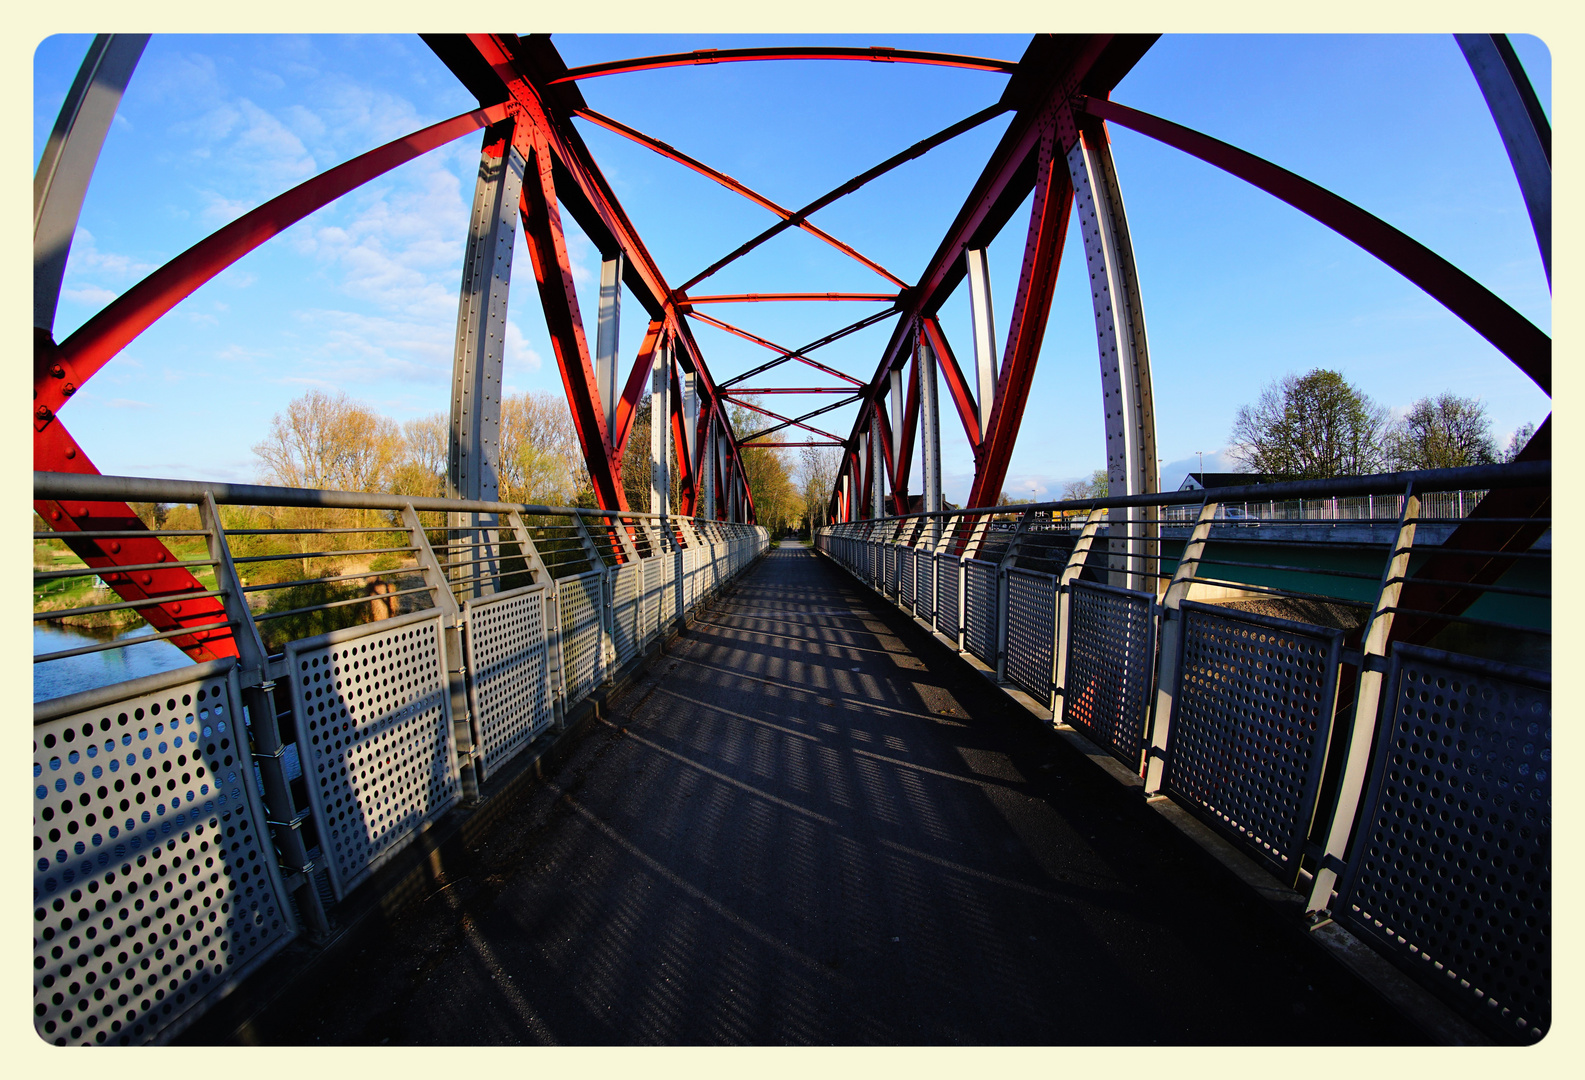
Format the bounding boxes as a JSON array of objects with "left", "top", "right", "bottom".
[{"left": 32, "top": 462, "right": 1549, "bottom": 1046}]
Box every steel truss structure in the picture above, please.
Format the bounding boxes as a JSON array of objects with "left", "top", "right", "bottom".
[{"left": 33, "top": 33, "right": 1549, "bottom": 667}]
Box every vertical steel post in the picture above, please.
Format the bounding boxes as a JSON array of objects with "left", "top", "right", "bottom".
[
  {"left": 34, "top": 33, "right": 149, "bottom": 335},
  {"left": 1456, "top": 34, "right": 1551, "bottom": 283},
  {"left": 650, "top": 335, "right": 671, "bottom": 515},
  {"left": 401, "top": 503, "right": 475, "bottom": 801},
  {"left": 965, "top": 246, "right": 997, "bottom": 436},
  {"left": 918, "top": 331, "right": 943, "bottom": 527},
  {"left": 595, "top": 253, "right": 624, "bottom": 433},
  {"left": 699, "top": 412, "right": 715, "bottom": 520},
  {"left": 1142, "top": 499, "right": 1219, "bottom": 794},
  {"left": 870, "top": 412, "right": 885, "bottom": 520},
  {"left": 684, "top": 369, "right": 700, "bottom": 508},
  {"left": 1067, "top": 120, "right": 1158, "bottom": 593},
  {"left": 994, "top": 510, "right": 1033, "bottom": 683},
  {"left": 196, "top": 492, "right": 329, "bottom": 939},
  {"left": 1306, "top": 488, "right": 1421, "bottom": 912},
  {"left": 890, "top": 366, "right": 905, "bottom": 505}
]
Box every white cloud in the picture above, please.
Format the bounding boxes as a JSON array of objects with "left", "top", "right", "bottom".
[
  {"left": 67, "top": 228, "right": 157, "bottom": 280},
  {"left": 504, "top": 318, "right": 543, "bottom": 373},
  {"left": 61, "top": 285, "right": 119, "bottom": 307}
]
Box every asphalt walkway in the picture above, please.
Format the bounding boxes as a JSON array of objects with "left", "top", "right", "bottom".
[{"left": 212, "top": 545, "right": 1423, "bottom": 1044}]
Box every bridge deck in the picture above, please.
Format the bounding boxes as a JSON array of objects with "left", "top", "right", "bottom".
[{"left": 204, "top": 546, "right": 1422, "bottom": 1044}]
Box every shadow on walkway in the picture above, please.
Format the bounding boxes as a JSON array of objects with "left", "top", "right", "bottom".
[{"left": 204, "top": 546, "right": 1425, "bottom": 1045}]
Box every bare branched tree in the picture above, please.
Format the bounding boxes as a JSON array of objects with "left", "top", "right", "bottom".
[{"left": 1228, "top": 369, "right": 1389, "bottom": 478}]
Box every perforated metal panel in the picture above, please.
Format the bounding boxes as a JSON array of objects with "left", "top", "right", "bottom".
[
  {"left": 884, "top": 544, "right": 897, "bottom": 593},
  {"left": 464, "top": 586, "right": 554, "bottom": 782},
  {"left": 682, "top": 548, "right": 698, "bottom": 611},
  {"left": 1164, "top": 602, "right": 1342, "bottom": 881},
  {"left": 899, "top": 547, "right": 915, "bottom": 607},
  {"left": 1005, "top": 569, "right": 1058, "bottom": 706},
  {"left": 931, "top": 551, "right": 957, "bottom": 637},
  {"left": 1064, "top": 581, "right": 1157, "bottom": 769},
  {"left": 917, "top": 551, "right": 935, "bottom": 622},
  {"left": 289, "top": 614, "right": 459, "bottom": 899},
  {"left": 642, "top": 556, "right": 664, "bottom": 643},
  {"left": 33, "top": 661, "right": 295, "bottom": 1045},
  {"left": 611, "top": 563, "right": 641, "bottom": 664},
  {"left": 963, "top": 560, "right": 999, "bottom": 664},
  {"left": 1334, "top": 645, "right": 1550, "bottom": 1042},
  {"left": 559, "top": 570, "right": 604, "bottom": 703}
]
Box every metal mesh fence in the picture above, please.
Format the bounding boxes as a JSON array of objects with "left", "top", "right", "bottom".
[{"left": 1063, "top": 581, "right": 1157, "bottom": 769}]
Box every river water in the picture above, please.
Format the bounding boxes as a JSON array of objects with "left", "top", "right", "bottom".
[{"left": 33, "top": 624, "right": 194, "bottom": 704}]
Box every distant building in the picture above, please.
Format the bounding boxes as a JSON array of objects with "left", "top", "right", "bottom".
[{"left": 1178, "top": 472, "right": 1287, "bottom": 492}]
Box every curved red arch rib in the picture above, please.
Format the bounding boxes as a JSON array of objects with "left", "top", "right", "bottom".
[
  {"left": 1081, "top": 95, "right": 1550, "bottom": 395},
  {"left": 39, "top": 101, "right": 511, "bottom": 425},
  {"left": 551, "top": 46, "right": 1019, "bottom": 84}
]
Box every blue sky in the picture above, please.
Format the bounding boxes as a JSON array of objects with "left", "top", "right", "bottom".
[{"left": 34, "top": 33, "right": 1552, "bottom": 503}]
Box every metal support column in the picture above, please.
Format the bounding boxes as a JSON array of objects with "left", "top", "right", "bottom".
[
  {"left": 684, "top": 369, "right": 700, "bottom": 503},
  {"left": 650, "top": 335, "right": 671, "bottom": 515},
  {"left": 449, "top": 129, "right": 523, "bottom": 598},
  {"left": 890, "top": 366, "right": 905, "bottom": 505},
  {"left": 965, "top": 246, "right": 997, "bottom": 436},
  {"left": 1456, "top": 34, "right": 1550, "bottom": 283},
  {"left": 1067, "top": 119, "right": 1158, "bottom": 592},
  {"left": 700, "top": 411, "right": 716, "bottom": 520},
  {"left": 870, "top": 413, "right": 885, "bottom": 520},
  {"left": 595, "top": 253, "right": 625, "bottom": 431},
  {"left": 918, "top": 331, "right": 943, "bottom": 544},
  {"left": 34, "top": 33, "right": 149, "bottom": 336}
]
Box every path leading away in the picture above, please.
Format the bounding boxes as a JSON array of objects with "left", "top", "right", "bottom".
[{"left": 211, "top": 545, "right": 1422, "bottom": 1044}]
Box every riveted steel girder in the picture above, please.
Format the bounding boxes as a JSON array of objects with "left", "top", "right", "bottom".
[{"left": 1067, "top": 114, "right": 1157, "bottom": 590}]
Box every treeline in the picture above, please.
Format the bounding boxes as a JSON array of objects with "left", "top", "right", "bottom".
[{"left": 1229, "top": 369, "right": 1534, "bottom": 479}]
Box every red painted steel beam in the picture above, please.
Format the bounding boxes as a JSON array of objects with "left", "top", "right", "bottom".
[
  {"left": 921, "top": 317, "right": 982, "bottom": 448},
  {"left": 451, "top": 35, "right": 760, "bottom": 521},
  {"left": 966, "top": 118, "right": 1074, "bottom": 510},
  {"left": 721, "top": 387, "right": 854, "bottom": 395},
  {"left": 746, "top": 442, "right": 843, "bottom": 448},
  {"left": 680, "top": 101, "right": 1010, "bottom": 293},
  {"left": 518, "top": 126, "right": 625, "bottom": 511},
  {"left": 689, "top": 311, "right": 867, "bottom": 388},
  {"left": 735, "top": 396, "right": 854, "bottom": 444},
  {"left": 35, "top": 423, "right": 236, "bottom": 663},
  {"left": 614, "top": 320, "right": 663, "bottom": 459},
  {"left": 713, "top": 308, "right": 898, "bottom": 389},
  {"left": 574, "top": 108, "right": 904, "bottom": 286},
  {"left": 37, "top": 102, "right": 510, "bottom": 429},
  {"left": 682, "top": 292, "right": 900, "bottom": 305},
  {"left": 551, "top": 46, "right": 1021, "bottom": 84},
  {"left": 1080, "top": 95, "right": 1551, "bottom": 395},
  {"left": 833, "top": 35, "right": 1155, "bottom": 505}
]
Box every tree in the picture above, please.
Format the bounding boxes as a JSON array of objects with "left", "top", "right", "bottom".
[
  {"left": 391, "top": 413, "right": 446, "bottom": 500},
  {"left": 1061, "top": 469, "right": 1109, "bottom": 501},
  {"left": 254, "top": 389, "right": 402, "bottom": 492},
  {"left": 1386, "top": 393, "right": 1496, "bottom": 471},
  {"left": 499, "top": 391, "right": 588, "bottom": 506},
  {"left": 1501, "top": 420, "right": 1537, "bottom": 463},
  {"left": 1228, "top": 369, "right": 1389, "bottom": 478},
  {"left": 797, "top": 439, "right": 842, "bottom": 533},
  {"left": 728, "top": 397, "right": 799, "bottom": 532}
]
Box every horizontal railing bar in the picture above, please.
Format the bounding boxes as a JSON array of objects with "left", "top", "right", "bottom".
[
  {"left": 1180, "top": 576, "right": 1372, "bottom": 608},
  {"left": 1381, "top": 576, "right": 1550, "bottom": 599},
  {"left": 231, "top": 545, "right": 418, "bottom": 564},
  {"left": 251, "top": 586, "right": 435, "bottom": 624},
  {"left": 34, "top": 557, "right": 219, "bottom": 580},
  {"left": 241, "top": 568, "right": 416, "bottom": 594},
  {"left": 1379, "top": 607, "right": 1550, "bottom": 634},
  {"left": 223, "top": 526, "right": 410, "bottom": 536},
  {"left": 34, "top": 529, "right": 210, "bottom": 539},
  {"left": 34, "top": 621, "right": 238, "bottom": 664},
  {"left": 1192, "top": 558, "right": 1383, "bottom": 580},
  {"left": 35, "top": 470, "right": 727, "bottom": 524},
  {"left": 33, "top": 587, "right": 226, "bottom": 620}
]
